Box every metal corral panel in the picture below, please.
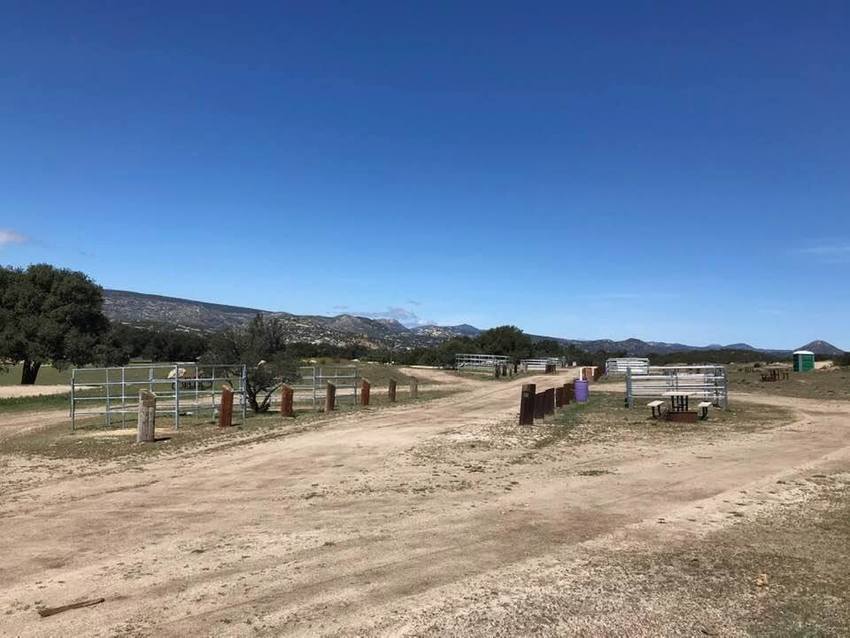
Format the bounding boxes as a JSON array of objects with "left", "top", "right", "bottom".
[
  {"left": 455, "top": 353, "right": 510, "bottom": 370},
  {"left": 625, "top": 365, "right": 728, "bottom": 408},
  {"left": 605, "top": 358, "right": 650, "bottom": 375},
  {"left": 520, "top": 358, "right": 559, "bottom": 371}
]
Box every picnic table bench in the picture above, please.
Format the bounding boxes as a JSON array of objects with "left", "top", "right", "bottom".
[{"left": 647, "top": 400, "right": 665, "bottom": 418}]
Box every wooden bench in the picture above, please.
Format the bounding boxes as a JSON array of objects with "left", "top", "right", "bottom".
[
  {"left": 647, "top": 400, "right": 664, "bottom": 418},
  {"left": 697, "top": 401, "right": 712, "bottom": 420}
]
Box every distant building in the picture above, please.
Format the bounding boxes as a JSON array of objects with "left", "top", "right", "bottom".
[{"left": 792, "top": 350, "right": 815, "bottom": 373}]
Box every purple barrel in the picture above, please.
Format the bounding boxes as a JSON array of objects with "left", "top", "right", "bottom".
[{"left": 574, "top": 379, "right": 589, "bottom": 403}]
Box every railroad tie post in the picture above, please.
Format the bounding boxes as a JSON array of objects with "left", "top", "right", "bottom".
[
  {"left": 325, "top": 382, "right": 336, "bottom": 412},
  {"left": 494, "top": 365, "right": 500, "bottom": 379},
  {"left": 137, "top": 390, "right": 156, "bottom": 443},
  {"left": 519, "top": 383, "right": 536, "bottom": 425},
  {"left": 280, "top": 384, "right": 294, "bottom": 418},
  {"left": 409, "top": 377, "right": 418, "bottom": 399},
  {"left": 219, "top": 384, "right": 234, "bottom": 427},
  {"left": 360, "top": 379, "right": 371, "bottom": 406},
  {"left": 555, "top": 386, "right": 564, "bottom": 408},
  {"left": 388, "top": 378, "right": 397, "bottom": 403},
  {"left": 534, "top": 391, "right": 546, "bottom": 421},
  {"left": 544, "top": 388, "right": 555, "bottom": 415},
  {"left": 565, "top": 381, "right": 575, "bottom": 403}
]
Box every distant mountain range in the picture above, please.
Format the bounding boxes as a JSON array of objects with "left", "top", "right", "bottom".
[
  {"left": 102, "top": 289, "right": 845, "bottom": 356},
  {"left": 103, "top": 289, "right": 481, "bottom": 349}
]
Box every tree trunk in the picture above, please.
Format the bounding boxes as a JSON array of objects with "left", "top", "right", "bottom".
[{"left": 20, "top": 360, "right": 41, "bottom": 385}]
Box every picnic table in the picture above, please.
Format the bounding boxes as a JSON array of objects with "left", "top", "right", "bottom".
[{"left": 663, "top": 391, "right": 696, "bottom": 412}]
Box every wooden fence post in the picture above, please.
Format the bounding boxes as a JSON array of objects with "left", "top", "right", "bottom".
[
  {"left": 409, "top": 377, "right": 418, "bottom": 399},
  {"left": 388, "top": 378, "right": 397, "bottom": 402},
  {"left": 137, "top": 390, "right": 156, "bottom": 442},
  {"left": 534, "top": 391, "right": 545, "bottom": 421},
  {"left": 494, "top": 365, "right": 500, "bottom": 379},
  {"left": 519, "top": 383, "right": 536, "bottom": 425},
  {"left": 563, "top": 382, "right": 572, "bottom": 405},
  {"left": 325, "top": 382, "right": 336, "bottom": 412},
  {"left": 280, "top": 384, "right": 294, "bottom": 418},
  {"left": 565, "top": 381, "right": 575, "bottom": 403},
  {"left": 544, "top": 388, "right": 555, "bottom": 415},
  {"left": 360, "top": 379, "right": 371, "bottom": 406},
  {"left": 555, "top": 386, "right": 564, "bottom": 408},
  {"left": 219, "top": 384, "right": 234, "bottom": 427}
]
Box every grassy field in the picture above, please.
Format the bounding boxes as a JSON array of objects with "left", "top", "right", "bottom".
[
  {"left": 0, "top": 364, "right": 71, "bottom": 385},
  {"left": 530, "top": 392, "right": 792, "bottom": 449}
]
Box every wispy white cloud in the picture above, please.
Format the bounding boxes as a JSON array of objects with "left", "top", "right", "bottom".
[
  {"left": 334, "top": 305, "right": 436, "bottom": 327},
  {"left": 576, "top": 291, "right": 679, "bottom": 301},
  {"left": 351, "top": 306, "right": 427, "bottom": 327},
  {"left": 0, "top": 229, "right": 28, "bottom": 246},
  {"left": 795, "top": 242, "right": 850, "bottom": 263}
]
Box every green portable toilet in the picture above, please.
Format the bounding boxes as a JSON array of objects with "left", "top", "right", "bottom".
[{"left": 792, "top": 350, "right": 815, "bottom": 372}]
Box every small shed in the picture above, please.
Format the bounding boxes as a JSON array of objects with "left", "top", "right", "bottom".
[{"left": 792, "top": 350, "right": 815, "bottom": 373}]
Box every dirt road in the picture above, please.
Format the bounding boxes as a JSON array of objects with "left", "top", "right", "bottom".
[
  {"left": 0, "top": 385, "right": 72, "bottom": 399},
  {"left": 0, "top": 409, "right": 71, "bottom": 442},
  {"left": 1, "top": 370, "right": 849, "bottom": 636}
]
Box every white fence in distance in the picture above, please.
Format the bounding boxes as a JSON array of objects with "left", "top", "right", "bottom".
[
  {"left": 455, "top": 354, "right": 510, "bottom": 370},
  {"left": 520, "top": 358, "right": 560, "bottom": 372}
]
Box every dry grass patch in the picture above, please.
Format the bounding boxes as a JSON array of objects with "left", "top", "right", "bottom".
[
  {"left": 729, "top": 366, "right": 850, "bottom": 401},
  {"left": 0, "top": 389, "right": 458, "bottom": 463}
]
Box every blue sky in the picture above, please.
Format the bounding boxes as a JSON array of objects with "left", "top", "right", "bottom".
[{"left": 1, "top": 1, "right": 848, "bottom": 349}]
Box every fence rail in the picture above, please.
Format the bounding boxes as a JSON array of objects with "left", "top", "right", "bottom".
[
  {"left": 625, "top": 365, "right": 728, "bottom": 408},
  {"left": 455, "top": 354, "right": 510, "bottom": 370},
  {"left": 605, "top": 357, "right": 650, "bottom": 375}
]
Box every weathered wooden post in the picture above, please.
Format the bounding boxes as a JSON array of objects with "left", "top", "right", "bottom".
[
  {"left": 519, "top": 383, "right": 535, "bottom": 425},
  {"left": 534, "top": 391, "right": 545, "bottom": 421},
  {"left": 360, "top": 379, "right": 371, "bottom": 406},
  {"left": 280, "top": 384, "right": 294, "bottom": 418},
  {"left": 563, "top": 382, "right": 572, "bottom": 405},
  {"left": 544, "top": 388, "right": 555, "bottom": 415},
  {"left": 137, "top": 390, "right": 156, "bottom": 443},
  {"left": 565, "top": 381, "right": 575, "bottom": 403},
  {"left": 494, "top": 365, "right": 500, "bottom": 379},
  {"left": 325, "top": 382, "right": 336, "bottom": 412},
  {"left": 219, "top": 383, "right": 234, "bottom": 427},
  {"left": 409, "top": 377, "right": 418, "bottom": 399},
  {"left": 388, "top": 378, "right": 397, "bottom": 402},
  {"left": 555, "top": 386, "right": 564, "bottom": 408}
]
